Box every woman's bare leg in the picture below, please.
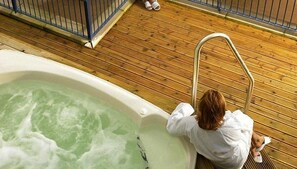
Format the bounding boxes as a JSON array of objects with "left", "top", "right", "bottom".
[{"left": 250, "top": 132, "right": 264, "bottom": 157}]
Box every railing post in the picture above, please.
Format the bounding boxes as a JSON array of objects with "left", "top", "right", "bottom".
[
  {"left": 11, "top": 0, "right": 18, "bottom": 12},
  {"left": 217, "top": 0, "right": 222, "bottom": 12},
  {"left": 83, "top": 0, "right": 93, "bottom": 42}
]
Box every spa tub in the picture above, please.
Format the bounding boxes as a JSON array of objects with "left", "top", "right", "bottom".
[{"left": 0, "top": 49, "right": 196, "bottom": 169}]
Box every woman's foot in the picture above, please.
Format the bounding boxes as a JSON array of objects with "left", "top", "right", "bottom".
[
  {"left": 253, "top": 152, "right": 263, "bottom": 163},
  {"left": 251, "top": 149, "right": 263, "bottom": 163},
  {"left": 144, "top": 1, "right": 152, "bottom": 10},
  {"left": 151, "top": 0, "right": 160, "bottom": 10}
]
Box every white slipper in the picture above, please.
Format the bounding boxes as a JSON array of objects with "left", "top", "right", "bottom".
[
  {"left": 256, "top": 136, "right": 271, "bottom": 152},
  {"left": 254, "top": 152, "right": 263, "bottom": 163},
  {"left": 151, "top": 1, "right": 160, "bottom": 11},
  {"left": 144, "top": 1, "right": 152, "bottom": 10}
]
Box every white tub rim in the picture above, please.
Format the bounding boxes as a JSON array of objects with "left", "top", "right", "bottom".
[{"left": 0, "top": 49, "right": 197, "bottom": 169}]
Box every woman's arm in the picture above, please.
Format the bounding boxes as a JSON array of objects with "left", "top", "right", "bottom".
[{"left": 166, "top": 103, "right": 195, "bottom": 136}]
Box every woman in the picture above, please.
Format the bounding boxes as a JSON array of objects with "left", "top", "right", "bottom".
[{"left": 167, "top": 90, "right": 271, "bottom": 169}]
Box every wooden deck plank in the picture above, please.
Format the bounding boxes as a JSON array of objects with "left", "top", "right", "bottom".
[
  {"left": 117, "top": 14, "right": 297, "bottom": 102},
  {"left": 0, "top": 0, "right": 296, "bottom": 167},
  {"left": 121, "top": 10, "right": 297, "bottom": 82},
  {"left": 146, "top": 2, "right": 297, "bottom": 58},
  {"left": 111, "top": 16, "right": 297, "bottom": 130},
  {"left": 123, "top": 7, "right": 297, "bottom": 74}
]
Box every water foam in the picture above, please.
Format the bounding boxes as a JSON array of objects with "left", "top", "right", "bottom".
[{"left": 0, "top": 80, "right": 146, "bottom": 169}]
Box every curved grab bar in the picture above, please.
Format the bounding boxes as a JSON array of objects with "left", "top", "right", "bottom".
[{"left": 191, "top": 33, "right": 254, "bottom": 113}]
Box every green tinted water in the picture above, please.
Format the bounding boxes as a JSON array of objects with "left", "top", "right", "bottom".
[{"left": 0, "top": 80, "right": 146, "bottom": 169}]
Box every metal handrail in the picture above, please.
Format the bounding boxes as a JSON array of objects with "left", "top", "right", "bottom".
[{"left": 191, "top": 33, "right": 254, "bottom": 113}]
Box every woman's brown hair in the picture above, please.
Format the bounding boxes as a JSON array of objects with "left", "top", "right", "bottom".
[{"left": 197, "top": 90, "right": 226, "bottom": 130}]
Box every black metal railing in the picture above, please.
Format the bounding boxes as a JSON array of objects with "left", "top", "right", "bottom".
[
  {"left": 0, "top": 0, "right": 128, "bottom": 41},
  {"left": 0, "top": 0, "right": 12, "bottom": 9},
  {"left": 186, "top": 0, "right": 297, "bottom": 33}
]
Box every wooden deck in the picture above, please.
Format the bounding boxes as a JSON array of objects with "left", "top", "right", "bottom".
[{"left": 0, "top": 0, "right": 297, "bottom": 168}]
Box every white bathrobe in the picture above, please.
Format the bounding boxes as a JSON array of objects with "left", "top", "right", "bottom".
[{"left": 166, "top": 103, "right": 254, "bottom": 169}]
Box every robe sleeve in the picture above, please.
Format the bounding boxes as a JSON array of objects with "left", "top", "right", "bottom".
[
  {"left": 232, "top": 110, "right": 254, "bottom": 132},
  {"left": 166, "top": 103, "right": 195, "bottom": 136}
]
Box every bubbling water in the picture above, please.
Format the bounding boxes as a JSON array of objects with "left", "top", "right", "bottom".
[{"left": 0, "top": 80, "right": 146, "bottom": 169}]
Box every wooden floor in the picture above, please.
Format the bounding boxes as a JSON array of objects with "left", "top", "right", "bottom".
[{"left": 0, "top": 1, "right": 297, "bottom": 168}]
